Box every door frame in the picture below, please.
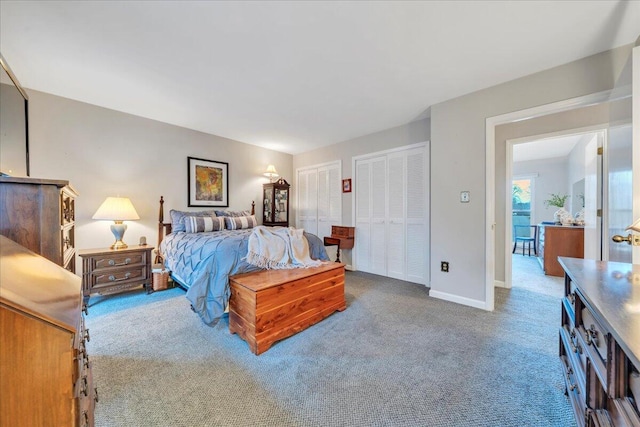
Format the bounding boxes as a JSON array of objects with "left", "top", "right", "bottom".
[
  {"left": 485, "top": 88, "right": 629, "bottom": 310},
  {"left": 504, "top": 126, "right": 607, "bottom": 289}
]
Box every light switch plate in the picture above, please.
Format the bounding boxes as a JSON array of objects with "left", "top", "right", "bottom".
[{"left": 460, "top": 191, "right": 470, "bottom": 203}]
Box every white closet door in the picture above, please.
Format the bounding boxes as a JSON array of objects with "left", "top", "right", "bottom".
[
  {"left": 387, "top": 152, "right": 406, "bottom": 279},
  {"left": 353, "top": 143, "right": 429, "bottom": 285},
  {"left": 369, "top": 157, "right": 387, "bottom": 276},
  {"left": 355, "top": 160, "right": 372, "bottom": 273},
  {"left": 317, "top": 163, "right": 341, "bottom": 240},
  {"left": 297, "top": 169, "right": 318, "bottom": 235},
  {"left": 405, "top": 147, "right": 428, "bottom": 284}
]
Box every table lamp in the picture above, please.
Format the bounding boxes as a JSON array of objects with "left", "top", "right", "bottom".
[
  {"left": 264, "top": 165, "right": 279, "bottom": 182},
  {"left": 92, "top": 197, "right": 140, "bottom": 249}
]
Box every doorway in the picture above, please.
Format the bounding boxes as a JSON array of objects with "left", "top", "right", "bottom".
[{"left": 507, "top": 129, "right": 605, "bottom": 296}]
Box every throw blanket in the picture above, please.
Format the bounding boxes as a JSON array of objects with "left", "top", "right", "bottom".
[{"left": 246, "top": 226, "right": 323, "bottom": 269}]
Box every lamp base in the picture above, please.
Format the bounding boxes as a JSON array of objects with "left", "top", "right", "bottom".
[
  {"left": 110, "top": 240, "right": 129, "bottom": 250},
  {"left": 110, "top": 222, "right": 129, "bottom": 250}
]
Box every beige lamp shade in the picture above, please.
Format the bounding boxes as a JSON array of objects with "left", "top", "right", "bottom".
[
  {"left": 92, "top": 197, "right": 140, "bottom": 221},
  {"left": 92, "top": 197, "right": 139, "bottom": 250},
  {"left": 264, "top": 164, "right": 279, "bottom": 182}
]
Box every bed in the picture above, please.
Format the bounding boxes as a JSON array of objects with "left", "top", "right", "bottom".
[{"left": 156, "top": 197, "right": 329, "bottom": 325}]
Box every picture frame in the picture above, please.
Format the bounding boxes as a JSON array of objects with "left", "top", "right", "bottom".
[
  {"left": 342, "top": 178, "right": 352, "bottom": 193},
  {"left": 188, "top": 156, "right": 229, "bottom": 207}
]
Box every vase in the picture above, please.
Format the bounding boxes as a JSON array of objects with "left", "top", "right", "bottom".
[{"left": 554, "top": 208, "right": 573, "bottom": 225}]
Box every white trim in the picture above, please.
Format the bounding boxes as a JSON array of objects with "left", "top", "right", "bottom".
[
  {"left": 351, "top": 141, "right": 427, "bottom": 161},
  {"left": 494, "top": 280, "right": 508, "bottom": 289},
  {"left": 486, "top": 88, "right": 630, "bottom": 312},
  {"left": 429, "top": 290, "right": 487, "bottom": 310}
]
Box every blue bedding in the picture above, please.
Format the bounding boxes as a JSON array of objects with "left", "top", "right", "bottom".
[{"left": 159, "top": 228, "right": 329, "bottom": 325}]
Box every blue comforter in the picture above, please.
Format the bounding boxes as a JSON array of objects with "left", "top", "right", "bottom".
[{"left": 159, "top": 228, "right": 329, "bottom": 325}]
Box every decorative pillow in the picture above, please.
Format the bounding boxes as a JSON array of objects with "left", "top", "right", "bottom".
[
  {"left": 170, "top": 209, "right": 217, "bottom": 233},
  {"left": 224, "top": 215, "right": 257, "bottom": 230},
  {"left": 215, "top": 209, "right": 251, "bottom": 217},
  {"left": 184, "top": 215, "right": 225, "bottom": 233}
]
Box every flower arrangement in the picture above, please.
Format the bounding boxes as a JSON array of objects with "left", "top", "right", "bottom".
[{"left": 543, "top": 193, "right": 569, "bottom": 208}]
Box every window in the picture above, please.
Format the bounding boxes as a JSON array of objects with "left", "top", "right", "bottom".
[{"left": 512, "top": 178, "right": 533, "bottom": 238}]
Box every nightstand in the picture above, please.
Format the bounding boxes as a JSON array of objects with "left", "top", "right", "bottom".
[{"left": 78, "top": 245, "right": 153, "bottom": 305}]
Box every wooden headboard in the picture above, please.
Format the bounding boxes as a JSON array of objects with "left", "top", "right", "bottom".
[{"left": 157, "top": 196, "right": 256, "bottom": 251}]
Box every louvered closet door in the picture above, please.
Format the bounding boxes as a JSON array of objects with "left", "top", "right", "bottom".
[
  {"left": 354, "top": 144, "right": 428, "bottom": 285},
  {"left": 317, "top": 164, "right": 341, "bottom": 240},
  {"left": 405, "top": 147, "right": 427, "bottom": 284},
  {"left": 355, "top": 161, "right": 372, "bottom": 273},
  {"left": 297, "top": 169, "right": 318, "bottom": 235},
  {"left": 387, "top": 152, "right": 405, "bottom": 279},
  {"left": 369, "top": 158, "right": 387, "bottom": 276}
]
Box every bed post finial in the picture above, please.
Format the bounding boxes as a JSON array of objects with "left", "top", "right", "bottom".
[
  {"left": 159, "top": 196, "right": 164, "bottom": 223},
  {"left": 251, "top": 200, "right": 255, "bottom": 216}
]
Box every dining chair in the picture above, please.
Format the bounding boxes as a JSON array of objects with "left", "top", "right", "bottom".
[{"left": 512, "top": 225, "right": 538, "bottom": 256}]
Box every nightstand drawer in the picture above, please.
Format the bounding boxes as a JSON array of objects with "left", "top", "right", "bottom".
[
  {"left": 91, "top": 266, "right": 147, "bottom": 287},
  {"left": 89, "top": 252, "right": 145, "bottom": 270}
]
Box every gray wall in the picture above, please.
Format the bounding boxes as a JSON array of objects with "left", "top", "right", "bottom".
[
  {"left": 26, "top": 89, "right": 292, "bottom": 274},
  {"left": 292, "top": 118, "right": 430, "bottom": 266},
  {"left": 430, "top": 43, "right": 633, "bottom": 305}
]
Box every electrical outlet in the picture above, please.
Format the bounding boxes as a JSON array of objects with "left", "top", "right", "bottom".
[{"left": 441, "top": 261, "right": 449, "bottom": 272}]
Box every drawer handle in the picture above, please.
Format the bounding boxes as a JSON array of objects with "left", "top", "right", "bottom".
[
  {"left": 108, "top": 272, "right": 131, "bottom": 282},
  {"left": 82, "top": 411, "right": 89, "bottom": 427},
  {"left": 84, "top": 328, "right": 90, "bottom": 342},
  {"left": 109, "top": 258, "right": 131, "bottom": 266},
  {"left": 83, "top": 303, "right": 88, "bottom": 316},
  {"left": 565, "top": 370, "right": 579, "bottom": 394},
  {"left": 94, "top": 387, "right": 99, "bottom": 403},
  {"left": 81, "top": 376, "right": 88, "bottom": 396},
  {"left": 585, "top": 325, "right": 599, "bottom": 346}
]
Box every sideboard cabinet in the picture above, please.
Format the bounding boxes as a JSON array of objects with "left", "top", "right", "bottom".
[
  {"left": 537, "top": 224, "right": 584, "bottom": 277},
  {"left": 0, "top": 176, "right": 78, "bottom": 272},
  {"left": 0, "top": 236, "right": 97, "bottom": 426},
  {"left": 558, "top": 257, "right": 639, "bottom": 427}
]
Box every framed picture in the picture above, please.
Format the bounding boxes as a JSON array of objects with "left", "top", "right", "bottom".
[
  {"left": 342, "top": 178, "right": 352, "bottom": 193},
  {"left": 188, "top": 156, "right": 229, "bottom": 207}
]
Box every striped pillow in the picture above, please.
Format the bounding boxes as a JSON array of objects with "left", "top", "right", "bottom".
[
  {"left": 224, "top": 215, "right": 258, "bottom": 230},
  {"left": 184, "top": 215, "right": 225, "bottom": 233}
]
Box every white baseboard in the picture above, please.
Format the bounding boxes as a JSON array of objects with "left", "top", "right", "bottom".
[
  {"left": 345, "top": 264, "right": 354, "bottom": 271},
  {"left": 494, "top": 280, "right": 510, "bottom": 289},
  {"left": 429, "top": 290, "right": 488, "bottom": 310}
]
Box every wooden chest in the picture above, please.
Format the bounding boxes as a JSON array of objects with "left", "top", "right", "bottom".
[{"left": 229, "top": 262, "right": 346, "bottom": 355}]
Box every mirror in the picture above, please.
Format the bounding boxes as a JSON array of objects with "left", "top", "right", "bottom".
[{"left": 0, "top": 54, "right": 29, "bottom": 177}]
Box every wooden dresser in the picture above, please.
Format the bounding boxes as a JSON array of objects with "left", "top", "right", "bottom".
[
  {"left": 558, "top": 257, "right": 640, "bottom": 427},
  {"left": 0, "top": 176, "right": 78, "bottom": 272},
  {"left": 0, "top": 236, "right": 97, "bottom": 426},
  {"left": 537, "top": 224, "right": 584, "bottom": 277}
]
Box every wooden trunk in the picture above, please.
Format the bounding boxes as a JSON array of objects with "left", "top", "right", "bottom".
[{"left": 229, "top": 262, "right": 346, "bottom": 355}]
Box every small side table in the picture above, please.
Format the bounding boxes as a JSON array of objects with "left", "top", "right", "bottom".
[
  {"left": 78, "top": 245, "right": 153, "bottom": 306},
  {"left": 323, "top": 236, "right": 342, "bottom": 263}
]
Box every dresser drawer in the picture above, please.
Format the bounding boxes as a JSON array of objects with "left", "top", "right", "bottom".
[
  {"left": 580, "top": 308, "right": 609, "bottom": 364},
  {"left": 88, "top": 252, "right": 145, "bottom": 271},
  {"left": 91, "top": 266, "right": 147, "bottom": 288}
]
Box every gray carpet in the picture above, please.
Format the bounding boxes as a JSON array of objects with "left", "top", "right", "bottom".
[{"left": 85, "top": 270, "right": 576, "bottom": 427}]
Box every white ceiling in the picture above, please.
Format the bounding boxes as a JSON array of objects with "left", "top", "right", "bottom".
[
  {"left": 513, "top": 134, "right": 585, "bottom": 163},
  {"left": 1, "top": 1, "right": 638, "bottom": 155}
]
